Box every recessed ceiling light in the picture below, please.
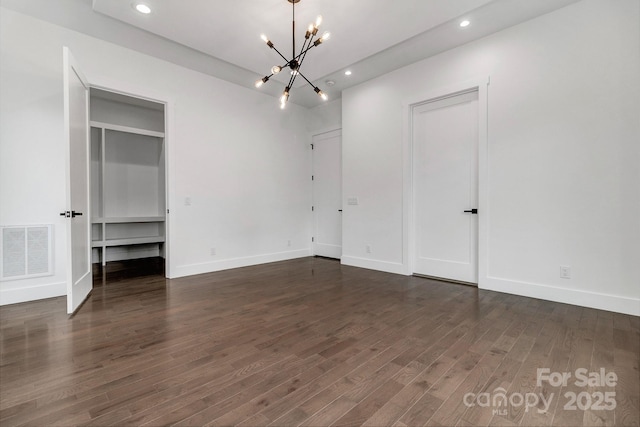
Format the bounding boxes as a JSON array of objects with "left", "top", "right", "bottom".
[
  {"left": 460, "top": 20, "right": 470, "bottom": 27},
  {"left": 135, "top": 3, "right": 151, "bottom": 14},
  {"left": 325, "top": 80, "right": 335, "bottom": 86},
  {"left": 344, "top": 70, "right": 352, "bottom": 76}
]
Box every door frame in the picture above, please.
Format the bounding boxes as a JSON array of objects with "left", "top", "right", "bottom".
[
  {"left": 311, "top": 127, "right": 342, "bottom": 258},
  {"left": 86, "top": 75, "right": 174, "bottom": 278},
  {"left": 402, "top": 76, "right": 489, "bottom": 284}
]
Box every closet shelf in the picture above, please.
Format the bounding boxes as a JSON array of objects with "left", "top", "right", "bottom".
[
  {"left": 92, "top": 216, "right": 165, "bottom": 224},
  {"left": 92, "top": 236, "right": 165, "bottom": 248},
  {"left": 90, "top": 121, "right": 165, "bottom": 138}
]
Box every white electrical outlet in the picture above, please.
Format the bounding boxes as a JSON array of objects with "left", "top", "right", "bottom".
[
  {"left": 366, "top": 245, "right": 371, "bottom": 254},
  {"left": 210, "top": 247, "right": 216, "bottom": 256},
  {"left": 287, "top": 240, "right": 291, "bottom": 247},
  {"left": 560, "top": 265, "right": 571, "bottom": 279},
  {"left": 347, "top": 197, "right": 359, "bottom": 206},
  {"left": 185, "top": 196, "right": 192, "bottom": 206}
]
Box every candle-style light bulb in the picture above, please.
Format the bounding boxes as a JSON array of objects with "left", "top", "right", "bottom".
[
  {"left": 280, "top": 87, "right": 290, "bottom": 105},
  {"left": 261, "top": 34, "right": 274, "bottom": 48},
  {"left": 314, "top": 31, "right": 331, "bottom": 46},
  {"left": 314, "top": 87, "right": 328, "bottom": 101},
  {"left": 255, "top": 76, "right": 268, "bottom": 88}
]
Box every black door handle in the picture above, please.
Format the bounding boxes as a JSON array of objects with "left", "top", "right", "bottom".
[
  {"left": 60, "top": 211, "right": 70, "bottom": 217},
  {"left": 463, "top": 209, "right": 478, "bottom": 214},
  {"left": 71, "top": 211, "right": 83, "bottom": 218},
  {"left": 338, "top": 209, "right": 343, "bottom": 212}
]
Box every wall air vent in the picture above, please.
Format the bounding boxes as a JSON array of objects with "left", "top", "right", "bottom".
[{"left": 1, "top": 225, "right": 53, "bottom": 280}]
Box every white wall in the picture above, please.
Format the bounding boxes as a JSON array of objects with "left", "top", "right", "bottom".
[
  {"left": 342, "top": 0, "right": 640, "bottom": 315},
  {"left": 0, "top": 8, "right": 312, "bottom": 304},
  {"left": 306, "top": 99, "right": 342, "bottom": 134}
]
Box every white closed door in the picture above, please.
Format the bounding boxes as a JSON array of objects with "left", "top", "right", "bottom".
[
  {"left": 312, "top": 129, "right": 342, "bottom": 259},
  {"left": 413, "top": 90, "right": 479, "bottom": 283},
  {"left": 63, "top": 47, "right": 93, "bottom": 314}
]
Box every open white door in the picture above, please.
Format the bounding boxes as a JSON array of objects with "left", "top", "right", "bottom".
[
  {"left": 63, "top": 47, "right": 92, "bottom": 314},
  {"left": 413, "top": 90, "right": 479, "bottom": 283},
  {"left": 312, "top": 129, "right": 342, "bottom": 259}
]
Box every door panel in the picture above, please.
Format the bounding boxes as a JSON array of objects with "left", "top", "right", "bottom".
[
  {"left": 64, "top": 47, "right": 92, "bottom": 313},
  {"left": 312, "top": 130, "right": 342, "bottom": 259},
  {"left": 413, "top": 90, "right": 479, "bottom": 283}
]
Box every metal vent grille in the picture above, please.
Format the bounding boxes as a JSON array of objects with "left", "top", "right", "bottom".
[{"left": 1, "top": 225, "right": 53, "bottom": 280}]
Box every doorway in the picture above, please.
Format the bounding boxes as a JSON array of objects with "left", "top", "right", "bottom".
[
  {"left": 88, "top": 88, "right": 168, "bottom": 276},
  {"left": 312, "top": 129, "right": 342, "bottom": 259},
  {"left": 63, "top": 47, "right": 170, "bottom": 313},
  {"left": 411, "top": 89, "right": 480, "bottom": 284}
]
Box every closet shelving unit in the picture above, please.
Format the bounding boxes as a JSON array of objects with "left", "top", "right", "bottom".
[{"left": 89, "top": 89, "right": 166, "bottom": 266}]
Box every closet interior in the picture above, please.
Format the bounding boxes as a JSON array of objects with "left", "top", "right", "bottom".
[{"left": 89, "top": 88, "right": 166, "bottom": 267}]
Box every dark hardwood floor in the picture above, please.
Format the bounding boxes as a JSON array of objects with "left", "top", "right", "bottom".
[{"left": 1, "top": 257, "right": 638, "bottom": 426}]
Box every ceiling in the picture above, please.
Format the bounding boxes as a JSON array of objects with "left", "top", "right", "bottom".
[
  {"left": 91, "top": 0, "right": 495, "bottom": 87},
  {"left": 1, "top": 0, "right": 580, "bottom": 108}
]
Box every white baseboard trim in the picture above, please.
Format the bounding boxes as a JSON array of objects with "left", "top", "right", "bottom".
[
  {"left": 341, "top": 256, "right": 406, "bottom": 275},
  {"left": 313, "top": 243, "right": 341, "bottom": 259},
  {"left": 481, "top": 276, "right": 640, "bottom": 316},
  {"left": 0, "top": 281, "right": 66, "bottom": 306},
  {"left": 169, "top": 249, "right": 312, "bottom": 279}
]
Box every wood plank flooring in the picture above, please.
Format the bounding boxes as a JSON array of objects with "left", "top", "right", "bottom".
[{"left": 1, "top": 257, "right": 638, "bottom": 426}]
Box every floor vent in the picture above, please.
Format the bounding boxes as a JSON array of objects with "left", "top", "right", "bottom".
[{"left": 1, "top": 225, "right": 53, "bottom": 280}]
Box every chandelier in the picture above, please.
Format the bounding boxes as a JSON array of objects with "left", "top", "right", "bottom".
[{"left": 255, "top": 0, "right": 330, "bottom": 109}]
